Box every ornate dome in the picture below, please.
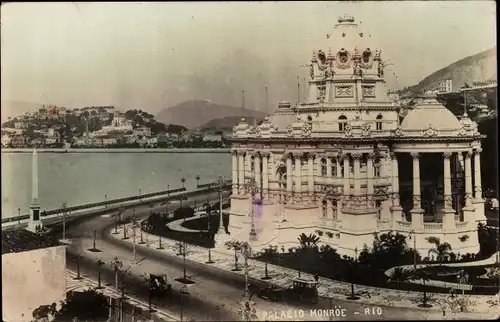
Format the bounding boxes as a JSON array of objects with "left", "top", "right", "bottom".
[
  {"left": 327, "top": 14, "right": 373, "bottom": 51},
  {"left": 400, "top": 96, "right": 461, "bottom": 131}
]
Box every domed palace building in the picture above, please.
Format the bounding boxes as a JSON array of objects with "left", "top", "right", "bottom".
[{"left": 225, "top": 15, "right": 487, "bottom": 257}]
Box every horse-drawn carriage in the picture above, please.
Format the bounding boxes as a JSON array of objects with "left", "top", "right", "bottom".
[
  {"left": 149, "top": 274, "right": 173, "bottom": 298},
  {"left": 256, "top": 278, "right": 319, "bottom": 304}
]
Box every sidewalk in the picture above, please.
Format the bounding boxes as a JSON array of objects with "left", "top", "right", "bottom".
[
  {"left": 114, "top": 223, "right": 499, "bottom": 318},
  {"left": 66, "top": 270, "right": 179, "bottom": 321}
]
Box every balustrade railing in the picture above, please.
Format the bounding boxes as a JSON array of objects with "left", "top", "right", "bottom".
[
  {"left": 396, "top": 221, "right": 411, "bottom": 229},
  {"left": 423, "top": 222, "right": 443, "bottom": 230},
  {"left": 455, "top": 221, "right": 469, "bottom": 229}
]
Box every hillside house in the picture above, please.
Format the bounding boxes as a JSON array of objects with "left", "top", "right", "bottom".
[{"left": 134, "top": 127, "right": 152, "bottom": 137}]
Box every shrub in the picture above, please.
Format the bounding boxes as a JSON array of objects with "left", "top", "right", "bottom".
[
  {"left": 173, "top": 207, "right": 195, "bottom": 220},
  {"left": 325, "top": 231, "right": 334, "bottom": 238}
]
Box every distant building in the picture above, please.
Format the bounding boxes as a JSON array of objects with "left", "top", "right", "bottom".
[
  {"left": 1, "top": 134, "right": 12, "bottom": 147},
  {"left": 134, "top": 127, "right": 152, "bottom": 137},
  {"left": 203, "top": 134, "right": 223, "bottom": 142},
  {"left": 439, "top": 79, "right": 453, "bottom": 93},
  {"left": 2, "top": 230, "right": 67, "bottom": 321},
  {"left": 14, "top": 122, "right": 26, "bottom": 129}
]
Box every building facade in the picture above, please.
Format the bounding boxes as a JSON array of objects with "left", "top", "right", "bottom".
[
  {"left": 227, "top": 15, "right": 487, "bottom": 257},
  {"left": 2, "top": 230, "right": 66, "bottom": 322}
]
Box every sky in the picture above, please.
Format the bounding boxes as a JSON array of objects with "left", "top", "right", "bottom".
[{"left": 1, "top": 1, "right": 497, "bottom": 115}]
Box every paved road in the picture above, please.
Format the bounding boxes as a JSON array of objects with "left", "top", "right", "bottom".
[{"left": 62, "top": 192, "right": 479, "bottom": 321}]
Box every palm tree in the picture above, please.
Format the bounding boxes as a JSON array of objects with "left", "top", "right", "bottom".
[
  {"left": 426, "top": 237, "right": 452, "bottom": 263},
  {"left": 195, "top": 175, "right": 201, "bottom": 188},
  {"left": 181, "top": 177, "right": 186, "bottom": 189},
  {"left": 388, "top": 267, "right": 412, "bottom": 290},
  {"left": 297, "top": 233, "right": 320, "bottom": 249},
  {"left": 408, "top": 269, "right": 433, "bottom": 308}
]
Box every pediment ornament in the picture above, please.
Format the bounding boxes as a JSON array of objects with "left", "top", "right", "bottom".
[{"left": 422, "top": 123, "right": 438, "bottom": 137}]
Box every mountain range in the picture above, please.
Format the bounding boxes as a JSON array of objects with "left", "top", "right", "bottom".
[
  {"left": 155, "top": 100, "right": 267, "bottom": 130},
  {"left": 400, "top": 47, "right": 496, "bottom": 96}
]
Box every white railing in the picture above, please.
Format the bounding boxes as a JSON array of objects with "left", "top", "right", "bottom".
[
  {"left": 424, "top": 223, "right": 443, "bottom": 230},
  {"left": 455, "top": 221, "right": 469, "bottom": 229},
  {"left": 396, "top": 221, "right": 411, "bottom": 229}
]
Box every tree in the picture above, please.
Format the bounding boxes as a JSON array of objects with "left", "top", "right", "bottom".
[
  {"left": 297, "top": 233, "right": 320, "bottom": 250},
  {"left": 426, "top": 237, "right": 452, "bottom": 262},
  {"left": 388, "top": 266, "right": 412, "bottom": 290},
  {"left": 32, "top": 289, "right": 109, "bottom": 321},
  {"left": 408, "top": 269, "right": 433, "bottom": 308},
  {"left": 173, "top": 241, "right": 194, "bottom": 280}
]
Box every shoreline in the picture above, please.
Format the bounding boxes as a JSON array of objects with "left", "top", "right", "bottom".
[{"left": 1, "top": 148, "right": 231, "bottom": 153}]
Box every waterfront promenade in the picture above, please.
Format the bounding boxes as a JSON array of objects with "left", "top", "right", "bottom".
[{"left": 1, "top": 180, "right": 231, "bottom": 229}]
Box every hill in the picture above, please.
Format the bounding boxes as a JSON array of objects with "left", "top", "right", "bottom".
[
  {"left": 195, "top": 115, "right": 266, "bottom": 134},
  {"left": 155, "top": 100, "right": 267, "bottom": 129},
  {"left": 0, "top": 100, "right": 47, "bottom": 122},
  {"left": 400, "top": 47, "right": 496, "bottom": 96}
]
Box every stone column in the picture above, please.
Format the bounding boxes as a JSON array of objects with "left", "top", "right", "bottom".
[
  {"left": 238, "top": 151, "right": 245, "bottom": 195},
  {"left": 254, "top": 152, "right": 261, "bottom": 199},
  {"left": 307, "top": 154, "right": 315, "bottom": 197},
  {"left": 366, "top": 153, "right": 374, "bottom": 202},
  {"left": 443, "top": 152, "right": 453, "bottom": 209},
  {"left": 336, "top": 157, "right": 342, "bottom": 179},
  {"left": 464, "top": 151, "right": 473, "bottom": 206},
  {"left": 232, "top": 150, "right": 238, "bottom": 194},
  {"left": 286, "top": 153, "right": 293, "bottom": 198},
  {"left": 326, "top": 157, "right": 332, "bottom": 178},
  {"left": 326, "top": 199, "right": 334, "bottom": 220},
  {"left": 261, "top": 152, "right": 269, "bottom": 200},
  {"left": 352, "top": 153, "right": 362, "bottom": 196},
  {"left": 343, "top": 154, "right": 351, "bottom": 197},
  {"left": 390, "top": 152, "right": 400, "bottom": 207},
  {"left": 293, "top": 152, "right": 302, "bottom": 202},
  {"left": 441, "top": 152, "right": 456, "bottom": 229},
  {"left": 410, "top": 152, "right": 424, "bottom": 228},
  {"left": 474, "top": 148, "right": 483, "bottom": 200}
]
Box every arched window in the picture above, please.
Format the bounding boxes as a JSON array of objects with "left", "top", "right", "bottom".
[
  {"left": 376, "top": 114, "right": 383, "bottom": 130},
  {"left": 338, "top": 115, "right": 347, "bottom": 131},
  {"left": 322, "top": 200, "right": 327, "bottom": 218},
  {"left": 321, "top": 158, "right": 327, "bottom": 176},
  {"left": 250, "top": 155, "right": 255, "bottom": 172}
]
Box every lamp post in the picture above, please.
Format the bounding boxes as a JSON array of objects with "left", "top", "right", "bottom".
[
  {"left": 240, "top": 242, "right": 252, "bottom": 298},
  {"left": 111, "top": 257, "right": 124, "bottom": 291},
  {"left": 409, "top": 229, "right": 417, "bottom": 270},
  {"left": 181, "top": 177, "right": 186, "bottom": 189},
  {"left": 457, "top": 269, "right": 469, "bottom": 297},
  {"left": 247, "top": 179, "right": 258, "bottom": 241},
  {"left": 216, "top": 176, "right": 226, "bottom": 234},
  {"left": 17, "top": 207, "right": 21, "bottom": 224},
  {"left": 105, "top": 194, "right": 108, "bottom": 208},
  {"left": 195, "top": 175, "right": 200, "bottom": 188},
  {"left": 180, "top": 285, "right": 190, "bottom": 322},
  {"left": 167, "top": 184, "right": 170, "bottom": 196},
  {"left": 97, "top": 259, "right": 105, "bottom": 289},
  {"left": 92, "top": 229, "right": 97, "bottom": 251}
]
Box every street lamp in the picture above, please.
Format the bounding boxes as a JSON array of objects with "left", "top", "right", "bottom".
[
  {"left": 246, "top": 179, "right": 258, "bottom": 241},
  {"left": 195, "top": 175, "right": 200, "bottom": 188},
  {"left": 239, "top": 242, "right": 252, "bottom": 297},
  {"left": 180, "top": 285, "right": 190, "bottom": 322},
  {"left": 216, "top": 176, "right": 226, "bottom": 234},
  {"left": 181, "top": 177, "right": 186, "bottom": 189},
  {"left": 408, "top": 229, "right": 418, "bottom": 270},
  {"left": 17, "top": 207, "right": 20, "bottom": 224},
  {"left": 457, "top": 269, "right": 469, "bottom": 297},
  {"left": 104, "top": 194, "right": 108, "bottom": 208},
  {"left": 139, "top": 189, "right": 142, "bottom": 201},
  {"left": 96, "top": 259, "right": 105, "bottom": 289}
]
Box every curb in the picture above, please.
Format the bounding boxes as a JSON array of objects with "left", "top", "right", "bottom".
[{"left": 66, "top": 269, "right": 179, "bottom": 321}]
